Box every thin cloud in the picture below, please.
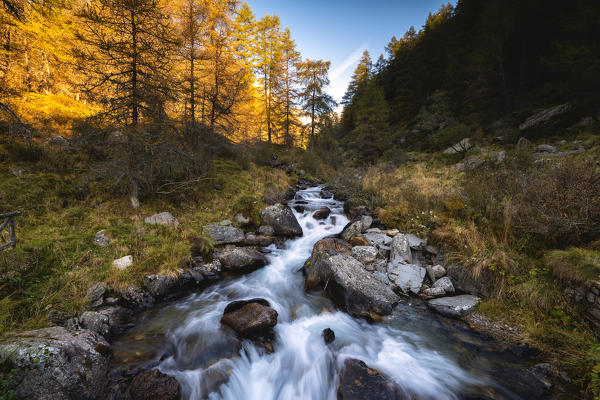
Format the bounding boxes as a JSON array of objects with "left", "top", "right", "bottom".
[{"left": 330, "top": 44, "right": 368, "bottom": 81}]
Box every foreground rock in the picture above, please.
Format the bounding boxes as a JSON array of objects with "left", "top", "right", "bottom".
[
  {"left": 427, "top": 295, "right": 480, "bottom": 318},
  {"left": 0, "top": 327, "right": 111, "bottom": 400},
  {"left": 220, "top": 299, "right": 278, "bottom": 338},
  {"left": 260, "top": 203, "right": 303, "bottom": 237},
  {"left": 338, "top": 359, "right": 402, "bottom": 400},
  {"left": 143, "top": 274, "right": 179, "bottom": 299},
  {"left": 214, "top": 247, "right": 268, "bottom": 274},
  {"left": 305, "top": 251, "right": 399, "bottom": 319},
  {"left": 128, "top": 369, "right": 180, "bottom": 400},
  {"left": 203, "top": 221, "right": 245, "bottom": 245}
]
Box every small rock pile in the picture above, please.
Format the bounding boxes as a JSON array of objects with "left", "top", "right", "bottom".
[{"left": 303, "top": 211, "right": 480, "bottom": 320}]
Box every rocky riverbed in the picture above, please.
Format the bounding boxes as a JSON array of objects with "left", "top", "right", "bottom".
[{"left": 0, "top": 182, "right": 563, "bottom": 399}]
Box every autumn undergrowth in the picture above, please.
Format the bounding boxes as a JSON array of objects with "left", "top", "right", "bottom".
[{"left": 351, "top": 135, "right": 600, "bottom": 395}]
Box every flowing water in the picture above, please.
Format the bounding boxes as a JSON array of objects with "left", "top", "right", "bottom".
[{"left": 112, "top": 187, "right": 547, "bottom": 400}]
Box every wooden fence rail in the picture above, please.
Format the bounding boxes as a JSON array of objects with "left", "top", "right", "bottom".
[{"left": 0, "top": 211, "right": 20, "bottom": 250}]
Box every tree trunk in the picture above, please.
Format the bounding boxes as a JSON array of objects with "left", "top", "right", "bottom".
[{"left": 130, "top": 9, "right": 138, "bottom": 127}]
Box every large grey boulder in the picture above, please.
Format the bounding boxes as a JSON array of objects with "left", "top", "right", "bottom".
[
  {"left": 305, "top": 252, "right": 399, "bottom": 319},
  {"left": 214, "top": 247, "right": 268, "bottom": 274},
  {"left": 0, "top": 327, "right": 111, "bottom": 400},
  {"left": 203, "top": 221, "right": 245, "bottom": 245},
  {"left": 390, "top": 234, "right": 412, "bottom": 264},
  {"left": 120, "top": 285, "right": 154, "bottom": 311},
  {"left": 260, "top": 203, "right": 303, "bottom": 237},
  {"left": 387, "top": 262, "right": 426, "bottom": 295},
  {"left": 144, "top": 212, "right": 178, "bottom": 227},
  {"left": 427, "top": 295, "right": 480, "bottom": 318}
]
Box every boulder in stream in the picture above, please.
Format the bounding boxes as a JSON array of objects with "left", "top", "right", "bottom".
[
  {"left": 305, "top": 251, "right": 399, "bottom": 319},
  {"left": 0, "top": 327, "right": 111, "bottom": 400},
  {"left": 260, "top": 203, "right": 303, "bottom": 237},
  {"left": 220, "top": 298, "right": 278, "bottom": 338},
  {"left": 387, "top": 262, "right": 426, "bottom": 295},
  {"left": 313, "top": 207, "right": 331, "bottom": 220}
]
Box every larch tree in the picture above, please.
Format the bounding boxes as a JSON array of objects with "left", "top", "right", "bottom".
[
  {"left": 278, "top": 28, "right": 300, "bottom": 146},
  {"left": 176, "top": 0, "right": 207, "bottom": 130},
  {"left": 254, "top": 14, "right": 281, "bottom": 143},
  {"left": 75, "top": 0, "right": 176, "bottom": 127},
  {"left": 297, "top": 58, "right": 336, "bottom": 150}
]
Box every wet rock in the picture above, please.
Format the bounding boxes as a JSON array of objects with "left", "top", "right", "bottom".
[
  {"left": 79, "top": 311, "right": 110, "bottom": 337},
  {"left": 387, "top": 262, "right": 426, "bottom": 295},
  {"left": 143, "top": 274, "right": 179, "bottom": 299},
  {"left": 113, "top": 255, "right": 133, "bottom": 270},
  {"left": 293, "top": 205, "right": 306, "bottom": 213},
  {"left": 94, "top": 230, "right": 110, "bottom": 247},
  {"left": 491, "top": 367, "right": 551, "bottom": 399},
  {"left": 390, "top": 234, "right": 412, "bottom": 264},
  {"left": 120, "top": 285, "right": 155, "bottom": 311},
  {"left": 214, "top": 247, "right": 268, "bottom": 274},
  {"left": 144, "top": 212, "right": 178, "bottom": 227},
  {"left": 337, "top": 359, "right": 400, "bottom": 400},
  {"left": 313, "top": 207, "right": 331, "bottom": 220},
  {"left": 203, "top": 221, "right": 245, "bottom": 245},
  {"left": 260, "top": 203, "right": 303, "bottom": 237},
  {"left": 221, "top": 299, "right": 278, "bottom": 338},
  {"left": 323, "top": 328, "right": 335, "bottom": 344},
  {"left": 305, "top": 252, "right": 399, "bottom": 319},
  {"left": 341, "top": 220, "right": 362, "bottom": 242},
  {"left": 351, "top": 246, "right": 378, "bottom": 264},
  {"left": 427, "top": 295, "right": 480, "bottom": 318},
  {"left": 87, "top": 282, "right": 108, "bottom": 309},
  {"left": 348, "top": 237, "right": 370, "bottom": 247},
  {"left": 433, "top": 276, "right": 455, "bottom": 294},
  {"left": 0, "top": 327, "right": 111, "bottom": 400},
  {"left": 128, "top": 369, "right": 180, "bottom": 400}
]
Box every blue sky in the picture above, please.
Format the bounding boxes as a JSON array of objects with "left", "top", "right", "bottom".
[{"left": 246, "top": 0, "right": 456, "bottom": 103}]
